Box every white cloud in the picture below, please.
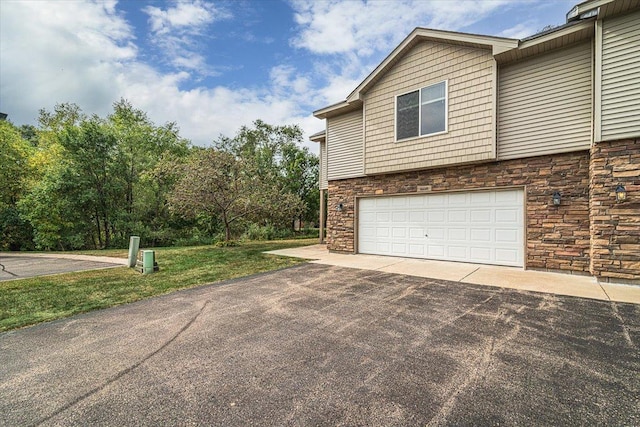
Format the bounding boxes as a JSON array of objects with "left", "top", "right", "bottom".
[
  {"left": 498, "top": 22, "right": 537, "bottom": 39},
  {"left": 143, "top": 0, "right": 232, "bottom": 74},
  {"left": 290, "top": 0, "right": 512, "bottom": 56},
  {"left": 144, "top": 0, "right": 230, "bottom": 35}
]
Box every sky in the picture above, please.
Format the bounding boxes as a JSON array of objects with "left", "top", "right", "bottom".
[{"left": 0, "top": 0, "right": 576, "bottom": 153}]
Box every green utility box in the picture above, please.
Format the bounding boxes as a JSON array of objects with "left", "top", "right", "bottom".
[{"left": 134, "top": 250, "right": 159, "bottom": 274}]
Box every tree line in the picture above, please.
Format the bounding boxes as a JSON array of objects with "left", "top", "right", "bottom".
[{"left": 0, "top": 100, "right": 319, "bottom": 250}]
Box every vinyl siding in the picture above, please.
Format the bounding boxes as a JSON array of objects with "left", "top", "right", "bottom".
[
  {"left": 320, "top": 140, "right": 328, "bottom": 190},
  {"left": 327, "top": 109, "right": 364, "bottom": 180},
  {"left": 364, "top": 41, "right": 495, "bottom": 175},
  {"left": 601, "top": 10, "right": 640, "bottom": 141},
  {"left": 498, "top": 42, "right": 592, "bottom": 160}
]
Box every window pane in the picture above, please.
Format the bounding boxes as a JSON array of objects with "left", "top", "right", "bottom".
[
  {"left": 397, "top": 91, "right": 419, "bottom": 140},
  {"left": 421, "top": 99, "right": 445, "bottom": 135},
  {"left": 421, "top": 82, "right": 445, "bottom": 103}
]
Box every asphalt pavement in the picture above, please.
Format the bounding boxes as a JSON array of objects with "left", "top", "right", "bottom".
[{"left": 1, "top": 263, "right": 638, "bottom": 426}]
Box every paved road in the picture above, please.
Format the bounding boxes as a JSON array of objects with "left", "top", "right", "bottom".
[
  {"left": 0, "top": 254, "right": 124, "bottom": 281},
  {"left": 1, "top": 264, "right": 638, "bottom": 426}
]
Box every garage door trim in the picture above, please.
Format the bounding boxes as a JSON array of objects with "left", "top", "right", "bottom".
[{"left": 355, "top": 186, "right": 527, "bottom": 268}]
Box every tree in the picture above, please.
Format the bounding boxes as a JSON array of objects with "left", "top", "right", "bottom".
[
  {"left": 214, "top": 120, "right": 319, "bottom": 228},
  {"left": 0, "top": 121, "right": 34, "bottom": 249},
  {"left": 169, "top": 148, "right": 303, "bottom": 241}
]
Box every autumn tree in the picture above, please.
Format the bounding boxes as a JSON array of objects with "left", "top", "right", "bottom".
[
  {"left": 169, "top": 148, "right": 303, "bottom": 241},
  {"left": 214, "top": 120, "right": 319, "bottom": 227}
]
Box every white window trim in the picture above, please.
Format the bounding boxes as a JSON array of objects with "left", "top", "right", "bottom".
[{"left": 395, "top": 80, "right": 448, "bottom": 143}]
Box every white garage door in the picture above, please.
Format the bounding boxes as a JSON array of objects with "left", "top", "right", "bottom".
[{"left": 358, "top": 189, "right": 524, "bottom": 267}]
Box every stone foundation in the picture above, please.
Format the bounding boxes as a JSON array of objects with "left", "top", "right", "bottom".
[
  {"left": 589, "top": 139, "right": 640, "bottom": 283},
  {"left": 328, "top": 151, "right": 591, "bottom": 273}
]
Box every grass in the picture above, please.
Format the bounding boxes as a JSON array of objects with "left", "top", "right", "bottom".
[{"left": 0, "top": 239, "right": 315, "bottom": 332}]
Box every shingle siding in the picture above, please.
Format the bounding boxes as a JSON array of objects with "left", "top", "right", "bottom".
[{"left": 363, "top": 41, "right": 495, "bottom": 175}]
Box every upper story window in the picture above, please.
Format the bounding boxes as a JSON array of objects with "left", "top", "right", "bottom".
[{"left": 396, "top": 80, "right": 447, "bottom": 141}]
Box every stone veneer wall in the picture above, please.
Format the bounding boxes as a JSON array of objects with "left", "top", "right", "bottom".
[
  {"left": 327, "top": 151, "right": 591, "bottom": 273},
  {"left": 589, "top": 139, "right": 640, "bottom": 283}
]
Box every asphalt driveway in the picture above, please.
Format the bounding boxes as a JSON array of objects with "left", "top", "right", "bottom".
[{"left": 1, "top": 264, "right": 638, "bottom": 426}]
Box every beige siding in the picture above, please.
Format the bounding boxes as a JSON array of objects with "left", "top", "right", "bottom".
[
  {"left": 320, "top": 140, "right": 328, "bottom": 190},
  {"left": 363, "top": 41, "right": 495, "bottom": 175},
  {"left": 601, "top": 10, "right": 640, "bottom": 141},
  {"left": 498, "top": 42, "right": 592, "bottom": 160},
  {"left": 327, "top": 109, "right": 364, "bottom": 180}
]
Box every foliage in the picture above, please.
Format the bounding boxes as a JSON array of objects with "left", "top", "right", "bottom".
[
  {"left": 169, "top": 148, "right": 304, "bottom": 241},
  {"left": 0, "top": 121, "right": 35, "bottom": 250},
  {"left": 214, "top": 120, "right": 319, "bottom": 224},
  {"left": 3, "top": 102, "right": 319, "bottom": 249},
  {"left": 0, "top": 239, "right": 315, "bottom": 332}
]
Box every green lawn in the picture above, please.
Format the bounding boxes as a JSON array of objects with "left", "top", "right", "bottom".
[{"left": 0, "top": 239, "right": 315, "bottom": 332}]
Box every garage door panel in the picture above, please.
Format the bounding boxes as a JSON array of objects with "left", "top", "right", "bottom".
[
  {"left": 470, "top": 229, "right": 491, "bottom": 241},
  {"left": 428, "top": 245, "right": 445, "bottom": 256},
  {"left": 376, "top": 228, "right": 390, "bottom": 238},
  {"left": 428, "top": 228, "right": 445, "bottom": 239},
  {"left": 392, "top": 243, "right": 407, "bottom": 253},
  {"left": 471, "top": 191, "right": 493, "bottom": 203},
  {"left": 409, "top": 227, "right": 425, "bottom": 238},
  {"left": 409, "top": 244, "right": 425, "bottom": 256},
  {"left": 358, "top": 189, "right": 524, "bottom": 267},
  {"left": 448, "top": 246, "right": 468, "bottom": 258},
  {"left": 470, "top": 247, "right": 492, "bottom": 261},
  {"left": 496, "top": 229, "right": 519, "bottom": 243},
  {"left": 392, "top": 227, "right": 406, "bottom": 238},
  {"left": 448, "top": 210, "right": 467, "bottom": 222},
  {"left": 449, "top": 193, "right": 467, "bottom": 205},
  {"left": 496, "top": 248, "right": 519, "bottom": 263},
  {"left": 410, "top": 211, "right": 425, "bottom": 222},
  {"left": 428, "top": 210, "right": 445, "bottom": 223},
  {"left": 496, "top": 208, "right": 519, "bottom": 222},
  {"left": 496, "top": 190, "right": 521, "bottom": 203},
  {"left": 470, "top": 209, "right": 492, "bottom": 222},
  {"left": 392, "top": 197, "right": 407, "bottom": 207},
  {"left": 448, "top": 228, "right": 467, "bottom": 240}
]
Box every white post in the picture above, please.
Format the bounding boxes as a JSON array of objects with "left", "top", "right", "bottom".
[{"left": 128, "top": 236, "right": 140, "bottom": 268}]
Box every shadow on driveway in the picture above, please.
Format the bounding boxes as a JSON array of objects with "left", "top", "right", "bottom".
[{"left": 0, "top": 263, "right": 638, "bottom": 426}]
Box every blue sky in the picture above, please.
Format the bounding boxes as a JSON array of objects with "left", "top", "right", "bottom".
[{"left": 0, "top": 0, "right": 576, "bottom": 152}]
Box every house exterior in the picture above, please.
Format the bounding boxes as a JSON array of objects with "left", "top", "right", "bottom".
[{"left": 312, "top": 0, "right": 640, "bottom": 284}]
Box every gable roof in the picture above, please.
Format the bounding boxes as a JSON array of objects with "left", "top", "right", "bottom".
[
  {"left": 345, "top": 29, "right": 518, "bottom": 103},
  {"left": 313, "top": 0, "right": 638, "bottom": 120}
]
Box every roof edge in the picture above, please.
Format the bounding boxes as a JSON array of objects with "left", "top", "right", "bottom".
[{"left": 345, "top": 28, "right": 518, "bottom": 103}]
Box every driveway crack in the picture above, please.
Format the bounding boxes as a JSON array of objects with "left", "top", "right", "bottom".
[
  {"left": 33, "top": 301, "right": 211, "bottom": 426},
  {"left": 458, "top": 267, "right": 480, "bottom": 283}
]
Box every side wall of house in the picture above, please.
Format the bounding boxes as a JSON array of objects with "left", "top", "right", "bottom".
[
  {"left": 327, "top": 151, "right": 591, "bottom": 273},
  {"left": 327, "top": 110, "right": 364, "bottom": 180},
  {"left": 600, "top": 10, "right": 640, "bottom": 141},
  {"left": 363, "top": 41, "right": 495, "bottom": 175},
  {"left": 319, "top": 140, "right": 328, "bottom": 190},
  {"left": 498, "top": 41, "right": 593, "bottom": 160},
  {"left": 589, "top": 139, "right": 640, "bottom": 283}
]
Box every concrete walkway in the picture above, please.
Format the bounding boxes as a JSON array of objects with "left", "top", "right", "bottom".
[
  {"left": 0, "top": 252, "right": 126, "bottom": 281},
  {"left": 267, "top": 245, "right": 640, "bottom": 304}
]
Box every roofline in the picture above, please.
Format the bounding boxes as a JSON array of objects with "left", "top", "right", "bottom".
[
  {"left": 567, "top": 0, "right": 611, "bottom": 21},
  {"left": 519, "top": 19, "right": 594, "bottom": 48},
  {"left": 345, "top": 28, "right": 518, "bottom": 103},
  {"left": 309, "top": 130, "right": 326, "bottom": 142},
  {"left": 312, "top": 0, "right": 636, "bottom": 119}
]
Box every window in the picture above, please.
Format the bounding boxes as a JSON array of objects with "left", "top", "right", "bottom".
[{"left": 396, "top": 81, "right": 447, "bottom": 141}]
